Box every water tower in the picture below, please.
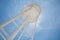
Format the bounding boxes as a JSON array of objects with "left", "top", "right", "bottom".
[{"left": 0, "top": 4, "right": 41, "bottom": 40}]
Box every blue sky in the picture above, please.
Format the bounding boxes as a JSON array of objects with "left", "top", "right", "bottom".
[{"left": 0, "top": 0, "right": 60, "bottom": 40}]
